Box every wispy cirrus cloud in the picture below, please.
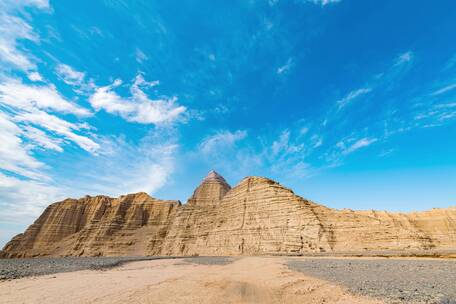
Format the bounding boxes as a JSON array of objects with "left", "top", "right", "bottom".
[
  {"left": 414, "top": 102, "right": 456, "bottom": 124},
  {"left": 301, "top": 0, "right": 341, "bottom": 6},
  {"left": 0, "top": 77, "right": 99, "bottom": 180},
  {"left": 0, "top": 0, "right": 50, "bottom": 71},
  {"left": 395, "top": 51, "right": 413, "bottom": 66},
  {"left": 430, "top": 83, "right": 456, "bottom": 96},
  {"left": 0, "top": 171, "right": 60, "bottom": 224},
  {"left": 196, "top": 127, "right": 317, "bottom": 181},
  {"left": 14, "top": 111, "right": 100, "bottom": 153},
  {"left": 135, "top": 48, "right": 148, "bottom": 63},
  {"left": 63, "top": 130, "right": 179, "bottom": 197},
  {"left": 0, "top": 0, "right": 188, "bottom": 235},
  {"left": 55, "top": 63, "right": 97, "bottom": 95},
  {"left": 270, "top": 0, "right": 341, "bottom": 7},
  {"left": 199, "top": 130, "right": 247, "bottom": 155},
  {"left": 336, "top": 87, "right": 372, "bottom": 109},
  {"left": 0, "top": 113, "right": 46, "bottom": 180},
  {"left": 55, "top": 64, "right": 85, "bottom": 86},
  {"left": 337, "top": 137, "right": 378, "bottom": 155},
  {"left": 21, "top": 125, "right": 63, "bottom": 152},
  {"left": 276, "top": 58, "right": 294, "bottom": 75},
  {"left": 0, "top": 78, "right": 91, "bottom": 116},
  {"left": 0, "top": 0, "right": 105, "bottom": 234}
]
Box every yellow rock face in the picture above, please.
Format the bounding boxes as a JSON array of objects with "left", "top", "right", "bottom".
[
  {"left": 1, "top": 193, "right": 180, "bottom": 258},
  {"left": 1, "top": 172, "right": 455, "bottom": 258}
]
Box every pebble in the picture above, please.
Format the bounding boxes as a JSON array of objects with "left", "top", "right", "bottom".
[
  {"left": 0, "top": 256, "right": 169, "bottom": 280},
  {"left": 287, "top": 258, "right": 456, "bottom": 304}
]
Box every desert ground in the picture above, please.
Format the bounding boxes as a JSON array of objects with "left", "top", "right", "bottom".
[{"left": 0, "top": 256, "right": 455, "bottom": 304}]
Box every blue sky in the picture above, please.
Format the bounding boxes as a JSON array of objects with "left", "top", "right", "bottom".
[{"left": 1, "top": 0, "right": 456, "bottom": 247}]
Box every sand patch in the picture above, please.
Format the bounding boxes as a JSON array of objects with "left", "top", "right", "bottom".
[{"left": 0, "top": 257, "right": 382, "bottom": 304}]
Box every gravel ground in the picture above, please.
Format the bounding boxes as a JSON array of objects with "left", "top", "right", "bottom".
[
  {"left": 2, "top": 256, "right": 454, "bottom": 304},
  {"left": 0, "top": 256, "right": 235, "bottom": 280},
  {"left": 183, "top": 256, "right": 235, "bottom": 265},
  {"left": 0, "top": 256, "right": 172, "bottom": 280},
  {"left": 287, "top": 258, "right": 456, "bottom": 304}
]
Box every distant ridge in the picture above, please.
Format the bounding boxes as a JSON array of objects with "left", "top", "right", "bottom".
[{"left": 1, "top": 171, "right": 455, "bottom": 258}]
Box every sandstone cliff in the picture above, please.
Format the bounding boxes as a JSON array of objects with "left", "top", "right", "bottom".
[
  {"left": 2, "top": 171, "right": 455, "bottom": 258},
  {"left": 2, "top": 192, "right": 180, "bottom": 258}
]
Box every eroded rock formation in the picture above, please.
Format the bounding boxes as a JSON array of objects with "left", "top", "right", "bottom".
[{"left": 2, "top": 171, "right": 455, "bottom": 258}]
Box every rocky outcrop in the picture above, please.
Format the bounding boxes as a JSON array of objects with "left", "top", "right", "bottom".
[
  {"left": 2, "top": 171, "right": 455, "bottom": 258},
  {"left": 160, "top": 176, "right": 335, "bottom": 256},
  {"left": 1, "top": 192, "right": 180, "bottom": 258},
  {"left": 187, "top": 170, "right": 231, "bottom": 207}
]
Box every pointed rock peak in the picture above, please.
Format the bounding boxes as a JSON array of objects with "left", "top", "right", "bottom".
[
  {"left": 203, "top": 170, "right": 228, "bottom": 184},
  {"left": 187, "top": 170, "right": 231, "bottom": 207}
]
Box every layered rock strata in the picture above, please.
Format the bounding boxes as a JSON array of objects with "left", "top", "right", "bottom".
[
  {"left": 2, "top": 171, "right": 455, "bottom": 258},
  {"left": 2, "top": 193, "right": 180, "bottom": 258}
]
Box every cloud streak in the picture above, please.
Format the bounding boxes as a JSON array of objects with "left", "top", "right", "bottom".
[
  {"left": 0, "top": 78, "right": 91, "bottom": 116},
  {"left": 336, "top": 87, "right": 372, "bottom": 109},
  {"left": 305, "top": 0, "right": 341, "bottom": 6},
  {"left": 56, "top": 64, "right": 85, "bottom": 87},
  {"left": 431, "top": 83, "right": 456, "bottom": 96},
  {"left": 199, "top": 130, "right": 247, "bottom": 155},
  {"left": 0, "top": 0, "right": 50, "bottom": 71},
  {"left": 0, "top": 113, "right": 46, "bottom": 180}
]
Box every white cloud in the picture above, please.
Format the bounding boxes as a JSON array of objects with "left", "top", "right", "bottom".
[
  {"left": 0, "top": 113, "right": 46, "bottom": 180},
  {"left": 0, "top": 14, "right": 37, "bottom": 71},
  {"left": 277, "top": 58, "right": 294, "bottom": 75},
  {"left": 271, "top": 130, "right": 304, "bottom": 157},
  {"left": 135, "top": 48, "right": 148, "bottom": 63},
  {"left": 395, "top": 51, "right": 413, "bottom": 66},
  {"left": 311, "top": 134, "right": 323, "bottom": 148},
  {"left": 15, "top": 111, "right": 100, "bottom": 153},
  {"left": 431, "top": 83, "right": 456, "bottom": 96},
  {"left": 16, "top": 0, "right": 50, "bottom": 9},
  {"left": 414, "top": 102, "right": 456, "bottom": 124},
  {"left": 0, "top": 107, "right": 98, "bottom": 180},
  {"left": 89, "top": 74, "right": 186, "bottom": 125},
  {"left": 0, "top": 78, "right": 91, "bottom": 117},
  {"left": 266, "top": 129, "right": 315, "bottom": 178},
  {"left": 21, "top": 125, "right": 63, "bottom": 152},
  {"left": 195, "top": 128, "right": 318, "bottom": 181},
  {"left": 338, "top": 137, "right": 378, "bottom": 155},
  {"left": 0, "top": 0, "right": 50, "bottom": 71},
  {"left": 0, "top": 119, "right": 177, "bottom": 239},
  {"left": 55, "top": 64, "right": 85, "bottom": 86},
  {"left": 27, "top": 71, "right": 43, "bottom": 82},
  {"left": 0, "top": 78, "right": 99, "bottom": 173},
  {"left": 64, "top": 131, "right": 179, "bottom": 197},
  {"left": 337, "top": 87, "right": 372, "bottom": 109},
  {"left": 299, "top": 127, "right": 309, "bottom": 135},
  {"left": 434, "top": 102, "right": 456, "bottom": 109},
  {"left": 0, "top": 0, "right": 111, "bottom": 246},
  {"left": 307, "top": 0, "right": 341, "bottom": 6},
  {"left": 0, "top": 172, "right": 60, "bottom": 225},
  {"left": 199, "top": 130, "right": 247, "bottom": 155}
]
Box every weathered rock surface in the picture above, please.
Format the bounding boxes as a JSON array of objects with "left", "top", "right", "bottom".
[
  {"left": 187, "top": 170, "right": 231, "bottom": 207},
  {"left": 1, "top": 171, "right": 455, "bottom": 258},
  {"left": 2, "top": 192, "right": 180, "bottom": 258}
]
